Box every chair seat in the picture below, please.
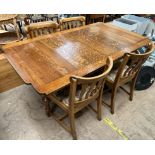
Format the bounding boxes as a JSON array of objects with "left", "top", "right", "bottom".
[{"left": 52, "top": 86, "right": 95, "bottom": 107}]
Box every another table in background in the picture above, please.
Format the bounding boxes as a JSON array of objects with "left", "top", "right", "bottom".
[
  {"left": 0, "top": 14, "right": 20, "bottom": 40},
  {"left": 0, "top": 31, "right": 24, "bottom": 92}
]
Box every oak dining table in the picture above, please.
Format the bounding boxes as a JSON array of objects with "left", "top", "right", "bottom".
[
  {"left": 0, "top": 14, "right": 20, "bottom": 40},
  {"left": 2, "top": 22, "right": 151, "bottom": 95}
]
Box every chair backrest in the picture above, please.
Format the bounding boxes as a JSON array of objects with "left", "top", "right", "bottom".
[
  {"left": 25, "top": 21, "right": 59, "bottom": 38},
  {"left": 89, "top": 14, "right": 106, "bottom": 23},
  {"left": 59, "top": 16, "right": 85, "bottom": 31},
  {"left": 114, "top": 42, "right": 154, "bottom": 85},
  {"left": 69, "top": 56, "right": 113, "bottom": 106}
]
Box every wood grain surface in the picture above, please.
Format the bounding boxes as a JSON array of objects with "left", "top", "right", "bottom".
[
  {"left": 3, "top": 23, "right": 151, "bottom": 94},
  {"left": 0, "top": 14, "right": 17, "bottom": 22}
]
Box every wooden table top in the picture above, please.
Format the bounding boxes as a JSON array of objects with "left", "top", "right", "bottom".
[
  {"left": 3, "top": 23, "right": 151, "bottom": 94},
  {"left": 0, "top": 14, "right": 17, "bottom": 22}
]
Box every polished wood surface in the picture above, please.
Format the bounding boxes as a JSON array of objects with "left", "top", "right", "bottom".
[
  {"left": 0, "top": 54, "right": 24, "bottom": 93},
  {"left": 88, "top": 14, "right": 106, "bottom": 24},
  {"left": 3, "top": 23, "right": 151, "bottom": 95}
]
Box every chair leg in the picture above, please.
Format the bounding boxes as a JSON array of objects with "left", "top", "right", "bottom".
[
  {"left": 110, "top": 87, "right": 117, "bottom": 114},
  {"left": 129, "top": 78, "right": 136, "bottom": 101},
  {"left": 97, "top": 98, "right": 102, "bottom": 121},
  {"left": 42, "top": 96, "right": 51, "bottom": 117},
  {"left": 69, "top": 112, "right": 77, "bottom": 140},
  {"left": 97, "top": 90, "right": 103, "bottom": 121}
]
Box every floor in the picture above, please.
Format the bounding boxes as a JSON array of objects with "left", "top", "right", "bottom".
[{"left": 0, "top": 83, "right": 155, "bottom": 140}]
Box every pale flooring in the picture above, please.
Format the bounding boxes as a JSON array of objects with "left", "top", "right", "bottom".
[{"left": 0, "top": 84, "right": 155, "bottom": 140}]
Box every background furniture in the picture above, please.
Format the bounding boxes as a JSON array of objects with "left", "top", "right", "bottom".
[
  {"left": 42, "top": 14, "right": 59, "bottom": 22},
  {"left": 0, "top": 53, "right": 24, "bottom": 93},
  {"left": 47, "top": 57, "right": 113, "bottom": 139},
  {"left": 0, "top": 31, "right": 23, "bottom": 54},
  {"left": 88, "top": 14, "right": 106, "bottom": 24},
  {"left": 16, "top": 14, "right": 27, "bottom": 34},
  {"left": 0, "top": 31, "right": 24, "bottom": 92},
  {"left": 105, "top": 42, "right": 154, "bottom": 114},
  {"left": 0, "top": 31, "right": 23, "bottom": 45},
  {"left": 83, "top": 14, "right": 122, "bottom": 24},
  {"left": 0, "top": 14, "right": 20, "bottom": 40},
  {"left": 24, "top": 14, "right": 47, "bottom": 25},
  {"left": 59, "top": 16, "right": 85, "bottom": 30},
  {"left": 25, "top": 21, "right": 59, "bottom": 38}
]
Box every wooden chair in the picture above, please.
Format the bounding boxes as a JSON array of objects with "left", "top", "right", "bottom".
[
  {"left": 45, "top": 56, "right": 113, "bottom": 139},
  {"left": 42, "top": 14, "right": 59, "bottom": 23},
  {"left": 104, "top": 42, "right": 154, "bottom": 114},
  {"left": 24, "top": 14, "right": 47, "bottom": 25},
  {"left": 25, "top": 21, "right": 59, "bottom": 38},
  {"left": 88, "top": 14, "right": 106, "bottom": 24},
  {"left": 59, "top": 16, "right": 85, "bottom": 31}
]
